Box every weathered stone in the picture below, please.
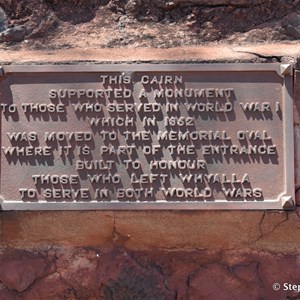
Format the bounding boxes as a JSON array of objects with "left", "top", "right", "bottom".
[
  {"left": 114, "top": 211, "right": 263, "bottom": 250},
  {"left": 0, "top": 25, "right": 26, "bottom": 42},
  {"left": 0, "top": 248, "right": 299, "bottom": 299},
  {"left": 0, "top": 255, "right": 55, "bottom": 292},
  {"left": 251, "top": 210, "right": 300, "bottom": 253},
  {"left": 1, "top": 208, "right": 298, "bottom": 253},
  {"left": 113, "top": 209, "right": 300, "bottom": 253},
  {"left": 0, "top": 284, "right": 14, "bottom": 300},
  {"left": 283, "top": 12, "right": 300, "bottom": 39},
  {"left": 256, "top": 252, "right": 300, "bottom": 299},
  {"left": 131, "top": 249, "right": 222, "bottom": 298},
  {"left": 220, "top": 251, "right": 300, "bottom": 299},
  {"left": 2, "top": 209, "right": 299, "bottom": 252},
  {"left": 0, "top": 7, "right": 7, "bottom": 32},
  {"left": 0, "top": 44, "right": 297, "bottom": 64},
  {"left": 55, "top": 247, "right": 99, "bottom": 296},
  {"left": 125, "top": 0, "right": 142, "bottom": 16},
  {"left": 21, "top": 273, "right": 76, "bottom": 300},
  {"left": 2, "top": 211, "right": 114, "bottom": 248},
  {"left": 0, "top": 0, "right": 298, "bottom": 49},
  {"left": 188, "top": 263, "right": 260, "bottom": 299},
  {"left": 54, "top": 247, "right": 175, "bottom": 299}
]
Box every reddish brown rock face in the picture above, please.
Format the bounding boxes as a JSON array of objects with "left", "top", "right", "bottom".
[
  {"left": 0, "top": 257, "right": 54, "bottom": 292},
  {"left": 0, "top": 248, "right": 300, "bottom": 299},
  {"left": 0, "top": 250, "right": 56, "bottom": 294},
  {"left": 0, "top": 209, "right": 300, "bottom": 298}
]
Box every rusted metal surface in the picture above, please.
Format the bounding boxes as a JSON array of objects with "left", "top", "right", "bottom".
[{"left": 0, "top": 64, "right": 294, "bottom": 210}]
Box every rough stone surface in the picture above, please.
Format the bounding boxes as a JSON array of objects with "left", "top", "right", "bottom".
[
  {"left": 284, "top": 12, "right": 300, "bottom": 39},
  {"left": 0, "top": 25, "right": 25, "bottom": 42},
  {"left": 0, "top": 251, "right": 55, "bottom": 292},
  {"left": 0, "top": 0, "right": 299, "bottom": 50},
  {"left": 2, "top": 211, "right": 114, "bottom": 248},
  {"left": 113, "top": 210, "right": 300, "bottom": 254},
  {"left": 2, "top": 209, "right": 300, "bottom": 254},
  {"left": 113, "top": 211, "right": 262, "bottom": 250},
  {"left": 0, "top": 44, "right": 298, "bottom": 65},
  {"left": 0, "top": 7, "right": 7, "bottom": 32},
  {"left": 0, "top": 247, "right": 299, "bottom": 299}
]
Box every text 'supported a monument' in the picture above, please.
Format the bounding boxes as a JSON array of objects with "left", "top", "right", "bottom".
[{"left": 0, "top": 64, "right": 294, "bottom": 210}]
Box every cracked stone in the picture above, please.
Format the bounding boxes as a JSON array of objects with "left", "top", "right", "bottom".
[
  {"left": 0, "top": 248, "right": 300, "bottom": 298},
  {"left": 0, "top": 257, "right": 55, "bottom": 292},
  {"left": 188, "top": 263, "right": 260, "bottom": 299},
  {"left": 53, "top": 248, "right": 174, "bottom": 299},
  {"left": 233, "top": 262, "right": 260, "bottom": 284}
]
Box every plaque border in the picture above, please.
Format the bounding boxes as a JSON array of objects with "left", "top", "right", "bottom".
[{"left": 0, "top": 63, "right": 295, "bottom": 210}]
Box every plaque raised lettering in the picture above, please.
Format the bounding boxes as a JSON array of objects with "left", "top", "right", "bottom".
[{"left": 0, "top": 64, "right": 294, "bottom": 210}]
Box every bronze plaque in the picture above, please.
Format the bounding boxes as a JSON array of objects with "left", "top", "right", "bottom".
[{"left": 0, "top": 64, "right": 294, "bottom": 210}]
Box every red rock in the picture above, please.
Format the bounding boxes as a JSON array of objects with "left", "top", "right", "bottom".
[
  {"left": 187, "top": 263, "right": 260, "bottom": 300},
  {"left": 2, "top": 211, "right": 114, "bottom": 248},
  {"left": 0, "top": 248, "right": 299, "bottom": 299},
  {"left": 20, "top": 273, "right": 76, "bottom": 300},
  {"left": 0, "top": 256, "right": 54, "bottom": 292}
]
